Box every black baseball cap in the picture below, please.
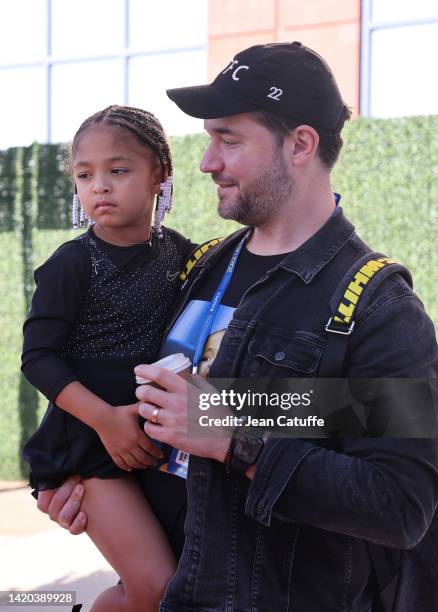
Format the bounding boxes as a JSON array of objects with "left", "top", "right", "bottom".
[{"left": 167, "top": 42, "right": 348, "bottom": 131}]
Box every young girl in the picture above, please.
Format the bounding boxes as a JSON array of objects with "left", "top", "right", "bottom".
[{"left": 22, "top": 105, "right": 195, "bottom": 612}]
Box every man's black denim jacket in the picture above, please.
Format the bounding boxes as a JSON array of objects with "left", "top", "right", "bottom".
[{"left": 161, "top": 209, "right": 438, "bottom": 612}]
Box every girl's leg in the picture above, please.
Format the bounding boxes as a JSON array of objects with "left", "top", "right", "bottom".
[{"left": 81, "top": 475, "right": 177, "bottom": 612}]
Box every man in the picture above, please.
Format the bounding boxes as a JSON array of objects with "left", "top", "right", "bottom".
[{"left": 38, "top": 43, "right": 438, "bottom": 611}]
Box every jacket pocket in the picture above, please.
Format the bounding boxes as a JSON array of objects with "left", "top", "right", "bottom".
[{"left": 247, "top": 325, "right": 324, "bottom": 378}]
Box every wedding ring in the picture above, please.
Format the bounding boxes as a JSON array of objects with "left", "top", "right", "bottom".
[{"left": 150, "top": 406, "right": 161, "bottom": 425}]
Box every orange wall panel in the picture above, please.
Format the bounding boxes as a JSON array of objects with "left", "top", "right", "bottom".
[
  {"left": 207, "top": 0, "right": 361, "bottom": 114},
  {"left": 280, "top": 0, "right": 360, "bottom": 27},
  {"left": 279, "top": 22, "right": 360, "bottom": 113},
  {"left": 208, "top": 33, "right": 277, "bottom": 81},
  {"left": 209, "top": 0, "right": 275, "bottom": 37}
]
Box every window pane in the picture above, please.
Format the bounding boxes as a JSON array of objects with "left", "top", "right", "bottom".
[
  {"left": 129, "top": 50, "right": 206, "bottom": 136},
  {"left": 129, "top": 0, "right": 207, "bottom": 51},
  {"left": 51, "top": 60, "right": 124, "bottom": 143},
  {"left": 370, "top": 23, "right": 438, "bottom": 117},
  {"left": 0, "top": 67, "right": 47, "bottom": 148},
  {"left": 51, "top": 0, "right": 125, "bottom": 58},
  {"left": 0, "top": 0, "right": 46, "bottom": 64},
  {"left": 371, "top": 0, "right": 438, "bottom": 22}
]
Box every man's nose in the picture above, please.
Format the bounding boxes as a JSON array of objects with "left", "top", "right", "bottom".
[{"left": 199, "top": 144, "right": 223, "bottom": 174}]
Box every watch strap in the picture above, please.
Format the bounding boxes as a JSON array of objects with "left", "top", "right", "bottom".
[
  {"left": 228, "top": 431, "right": 264, "bottom": 477},
  {"left": 224, "top": 428, "right": 240, "bottom": 475}
]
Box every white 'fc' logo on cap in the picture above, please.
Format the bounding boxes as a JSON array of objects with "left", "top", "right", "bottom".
[
  {"left": 222, "top": 59, "right": 283, "bottom": 100},
  {"left": 222, "top": 59, "right": 249, "bottom": 81}
]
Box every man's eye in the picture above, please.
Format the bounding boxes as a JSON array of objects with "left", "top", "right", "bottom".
[
  {"left": 111, "top": 168, "right": 128, "bottom": 174},
  {"left": 77, "top": 173, "right": 90, "bottom": 179}
]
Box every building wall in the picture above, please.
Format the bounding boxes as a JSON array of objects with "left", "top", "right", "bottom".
[{"left": 207, "top": 0, "right": 361, "bottom": 114}]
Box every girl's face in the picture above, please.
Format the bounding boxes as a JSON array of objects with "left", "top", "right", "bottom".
[{"left": 72, "top": 124, "right": 162, "bottom": 233}]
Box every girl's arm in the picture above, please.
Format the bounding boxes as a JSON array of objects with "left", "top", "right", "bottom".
[
  {"left": 22, "top": 240, "right": 162, "bottom": 470},
  {"left": 22, "top": 241, "right": 90, "bottom": 400},
  {"left": 54, "top": 381, "right": 111, "bottom": 429},
  {"left": 55, "top": 381, "right": 161, "bottom": 471}
]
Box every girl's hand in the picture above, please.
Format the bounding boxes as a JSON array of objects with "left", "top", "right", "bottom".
[{"left": 95, "top": 403, "right": 164, "bottom": 471}]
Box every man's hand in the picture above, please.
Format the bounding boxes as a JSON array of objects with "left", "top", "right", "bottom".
[
  {"left": 36, "top": 476, "right": 87, "bottom": 535},
  {"left": 96, "top": 402, "right": 165, "bottom": 471},
  {"left": 135, "top": 365, "right": 231, "bottom": 463}
]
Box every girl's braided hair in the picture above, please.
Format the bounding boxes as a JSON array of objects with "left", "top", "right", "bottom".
[{"left": 72, "top": 105, "right": 172, "bottom": 177}]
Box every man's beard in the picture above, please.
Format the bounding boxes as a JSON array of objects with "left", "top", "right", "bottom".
[{"left": 216, "top": 152, "right": 294, "bottom": 226}]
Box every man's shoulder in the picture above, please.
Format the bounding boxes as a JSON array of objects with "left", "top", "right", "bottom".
[
  {"left": 345, "top": 263, "right": 438, "bottom": 377},
  {"left": 179, "top": 228, "right": 247, "bottom": 282},
  {"left": 317, "top": 224, "right": 437, "bottom": 376},
  {"left": 337, "top": 225, "right": 419, "bottom": 318}
]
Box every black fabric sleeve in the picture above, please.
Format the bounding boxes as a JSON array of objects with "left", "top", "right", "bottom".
[
  {"left": 21, "top": 240, "right": 91, "bottom": 401},
  {"left": 245, "top": 290, "right": 438, "bottom": 549},
  {"left": 163, "top": 226, "right": 199, "bottom": 261}
]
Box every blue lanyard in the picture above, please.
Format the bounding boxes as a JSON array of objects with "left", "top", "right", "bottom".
[
  {"left": 192, "top": 231, "right": 250, "bottom": 373},
  {"left": 191, "top": 195, "right": 341, "bottom": 373}
]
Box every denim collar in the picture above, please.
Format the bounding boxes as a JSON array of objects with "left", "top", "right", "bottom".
[
  {"left": 195, "top": 207, "right": 355, "bottom": 285},
  {"left": 278, "top": 207, "right": 355, "bottom": 283}
]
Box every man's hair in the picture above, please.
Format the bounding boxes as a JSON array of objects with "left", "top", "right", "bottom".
[
  {"left": 71, "top": 105, "right": 173, "bottom": 177},
  {"left": 251, "top": 106, "right": 352, "bottom": 169}
]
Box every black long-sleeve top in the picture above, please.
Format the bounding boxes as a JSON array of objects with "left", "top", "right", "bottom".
[{"left": 21, "top": 226, "right": 196, "bottom": 489}]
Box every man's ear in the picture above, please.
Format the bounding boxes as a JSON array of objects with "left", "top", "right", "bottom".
[{"left": 286, "top": 125, "right": 319, "bottom": 167}]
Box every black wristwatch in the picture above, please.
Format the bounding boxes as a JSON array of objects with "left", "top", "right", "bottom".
[{"left": 227, "top": 431, "right": 264, "bottom": 477}]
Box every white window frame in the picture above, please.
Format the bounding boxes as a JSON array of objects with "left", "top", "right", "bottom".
[
  {"left": 0, "top": 0, "right": 205, "bottom": 143},
  {"left": 360, "top": 0, "right": 438, "bottom": 116}
]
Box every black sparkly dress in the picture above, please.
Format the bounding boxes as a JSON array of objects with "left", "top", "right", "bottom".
[{"left": 22, "top": 226, "right": 195, "bottom": 491}]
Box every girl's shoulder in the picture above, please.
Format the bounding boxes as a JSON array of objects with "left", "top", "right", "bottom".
[
  {"left": 35, "top": 231, "right": 91, "bottom": 282},
  {"left": 159, "top": 226, "right": 198, "bottom": 260}
]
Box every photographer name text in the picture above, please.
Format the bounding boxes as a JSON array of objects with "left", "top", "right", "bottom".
[{"left": 198, "top": 414, "right": 325, "bottom": 428}]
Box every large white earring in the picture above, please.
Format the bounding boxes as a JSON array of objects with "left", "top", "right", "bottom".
[
  {"left": 154, "top": 176, "right": 173, "bottom": 238},
  {"left": 71, "top": 189, "right": 90, "bottom": 229}
]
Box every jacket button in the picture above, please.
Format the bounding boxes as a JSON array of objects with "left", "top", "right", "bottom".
[{"left": 274, "top": 351, "right": 285, "bottom": 361}]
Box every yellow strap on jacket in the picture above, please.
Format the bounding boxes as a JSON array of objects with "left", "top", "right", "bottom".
[{"left": 179, "top": 237, "right": 224, "bottom": 282}]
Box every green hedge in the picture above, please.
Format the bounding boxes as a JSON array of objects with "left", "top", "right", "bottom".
[{"left": 1, "top": 116, "right": 437, "bottom": 480}]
